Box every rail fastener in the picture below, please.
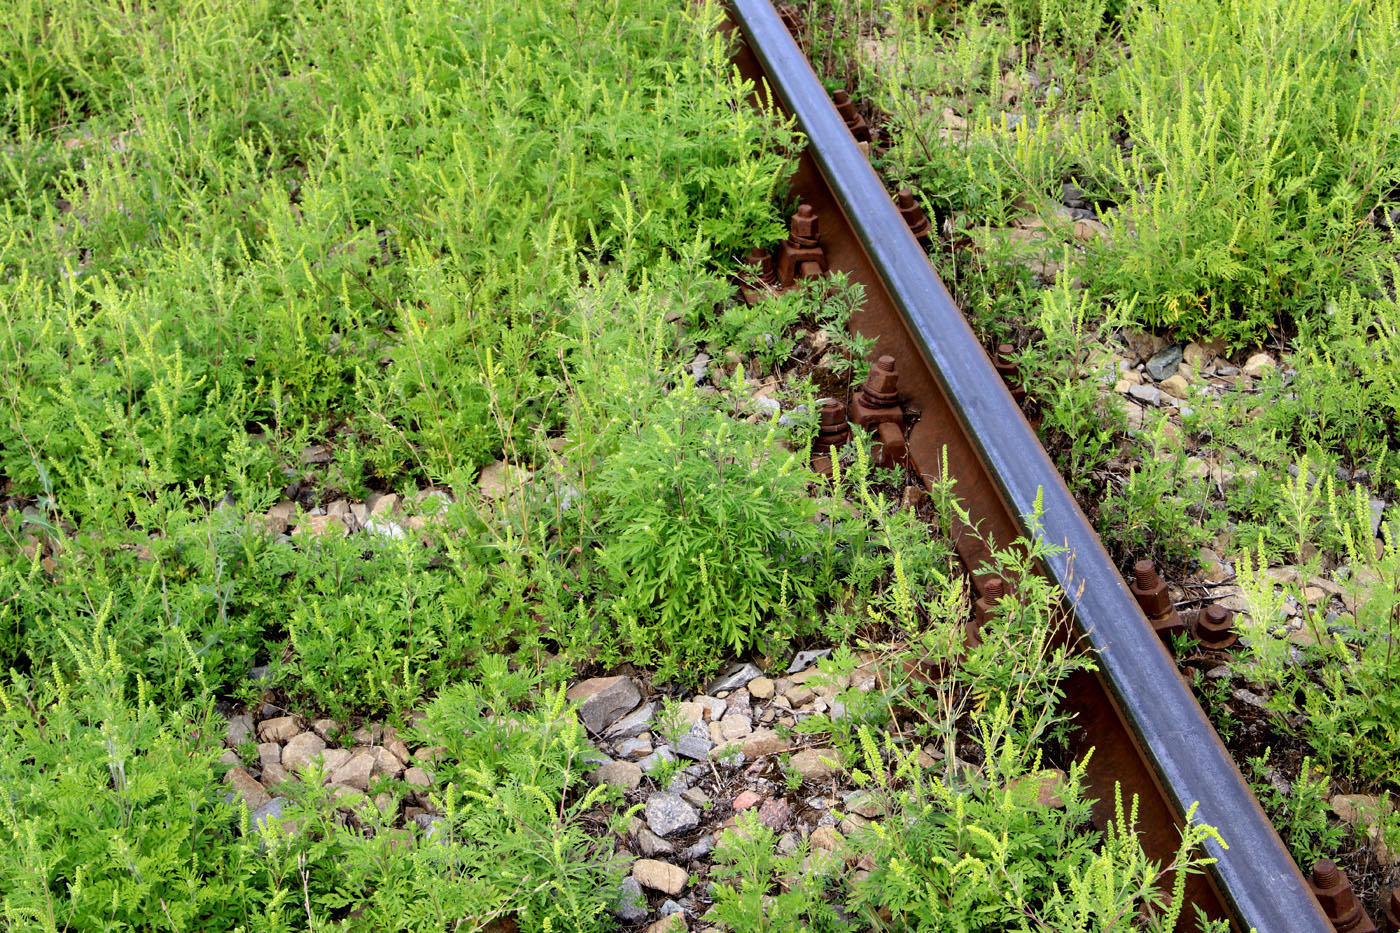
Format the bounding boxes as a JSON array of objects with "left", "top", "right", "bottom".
[
  {"left": 1195, "top": 604, "right": 1239, "bottom": 650},
  {"left": 895, "top": 188, "right": 932, "bottom": 242},
  {"left": 1310, "top": 859, "right": 1378, "bottom": 933},
  {"left": 1131, "top": 558, "right": 1188, "bottom": 641}
]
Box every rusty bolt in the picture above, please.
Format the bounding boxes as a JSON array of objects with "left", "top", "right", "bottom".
[
  {"left": 831, "top": 88, "right": 856, "bottom": 117},
  {"left": 1310, "top": 859, "right": 1375, "bottom": 933},
  {"left": 813, "top": 398, "right": 850, "bottom": 456},
  {"left": 973, "top": 576, "right": 1007, "bottom": 627},
  {"left": 1195, "top": 604, "right": 1238, "bottom": 650},
  {"left": 740, "top": 246, "right": 782, "bottom": 305},
  {"left": 849, "top": 355, "right": 904, "bottom": 428},
  {"left": 968, "top": 576, "right": 1011, "bottom": 650},
  {"left": 776, "top": 204, "right": 827, "bottom": 286},
  {"left": 860, "top": 355, "right": 900, "bottom": 409},
  {"left": 744, "top": 247, "right": 779, "bottom": 288},
  {"left": 896, "top": 188, "right": 931, "bottom": 240},
  {"left": 831, "top": 89, "right": 871, "bottom": 142},
  {"left": 1132, "top": 560, "right": 1168, "bottom": 613},
  {"left": 1130, "top": 559, "right": 1186, "bottom": 639},
  {"left": 789, "top": 203, "right": 819, "bottom": 246},
  {"left": 993, "top": 343, "right": 1027, "bottom": 405},
  {"left": 1384, "top": 888, "right": 1399, "bottom": 933}
]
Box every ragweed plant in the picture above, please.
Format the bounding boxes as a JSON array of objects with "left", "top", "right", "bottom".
[{"left": 593, "top": 387, "right": 829, "bottom": 681}]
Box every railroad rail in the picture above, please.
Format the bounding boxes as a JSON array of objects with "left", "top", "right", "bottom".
[{"left": 725, "top": 2, "right": 1342, "bottom": 930}]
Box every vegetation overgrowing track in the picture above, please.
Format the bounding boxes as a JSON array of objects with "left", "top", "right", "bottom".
[
  {"left": 725, "top": 2, "right": 1335, "bottom": 929},
  {"left": 6, "top": 0, "right": 1394, "bottom": 928}
]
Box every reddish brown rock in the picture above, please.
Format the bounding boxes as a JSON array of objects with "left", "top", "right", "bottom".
[
  {"left": 733, "top": 790, "right": 763, "bottom": 812},
  {"left": 758, "top": 797, "right": 791, "bottom": 830},
  {"left": 225, "top": 767, "right": 272, "bottom": 811}
]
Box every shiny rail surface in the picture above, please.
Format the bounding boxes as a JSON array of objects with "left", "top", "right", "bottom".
[{"left": 726, "top": 1, "right": 1331, "bottom": 929}]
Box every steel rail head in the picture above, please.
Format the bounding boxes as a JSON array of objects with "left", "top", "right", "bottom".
[{"left": 725, "top": 1, "right": 1331, "bottom": 929}]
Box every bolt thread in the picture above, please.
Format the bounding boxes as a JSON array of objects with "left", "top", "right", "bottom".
[
  {"left": 1313, "top": 859, "right": 1341, "bottom": 890},
  {"left": 985, "top": 577, "right": 1006, "bottom": 599},
  {"left": 1133, "top": 559, "right": 1157, "bottom": 590}
]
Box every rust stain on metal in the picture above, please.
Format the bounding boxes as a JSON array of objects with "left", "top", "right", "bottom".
[
  {"left": 845, "top": 354, "right": 907, "bottom": 469},
  {"left": 848, "top": 355, "right": 901, "bottom": 427},
  {"left": 968, "top": 575, "right": 1008, "bottom": 647}
]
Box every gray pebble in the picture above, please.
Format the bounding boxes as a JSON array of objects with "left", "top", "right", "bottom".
[
  {"left": 606, "top": 702, "right": 657, "bottom": 740},
  {"left": 681, "top": 835, "right": 715, "bottom": 861},
  {"left": 612, "top": 877, "right": 648, "bottom": 922},
  {"left": 1233, "top": 688, "right": 1269, "bottom": 709},
  {"left": 226, "top": 713, "right": 254, "bottom": 746},
  {"left": 634, "top": 827, "right": 676, "bottom": 857},
  {"left": 614, "top": 737, "right": 653, "bottom": 759},
  {"left": 639, "top": 746, "right": 677, "bottom": 773},
  {"left": 674, "top": 722, "right": 713, "bottom": 761},
  {"left": 787, "top": 648, "right": 832, "bottom": 674},
  {"left": 1128, "top": 383, "right": 1161, "bottom": 406},
  {"left": 248, "top": 796, "right": 287, "bottom": 834},
  {"left": 707, "top": 663, "right": 763, "bottom": 694},
  {"left": 1145, "top": 344, "right": 1183, "bottom": 381},
  {"left": 646, "top": 792, "right": 700, "bottom": 837}
]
